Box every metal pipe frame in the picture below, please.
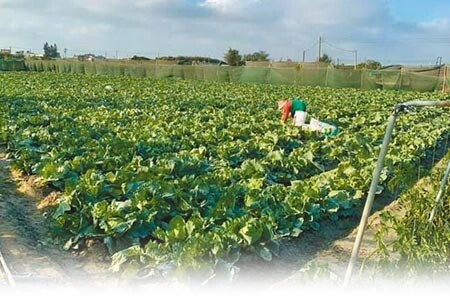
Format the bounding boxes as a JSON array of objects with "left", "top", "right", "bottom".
[{"left": 343, "top": 100, "right": 450, "bottom": 287}]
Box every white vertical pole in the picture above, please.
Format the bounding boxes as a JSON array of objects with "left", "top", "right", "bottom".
[
  {"left": 400, "top": 65, "right": 404, "bottom": 90},
  {"left": 318, "top": 36, "right": 322, "bottom": 61},
  {"left": 344, "top": 100, "right": 450, "bottom": 287},
  {"left": 361, "top": 69, "right": 364, "bottom": 89},
  {"left": 429, "top": 161, "right": 450, "bottom": 222},
  {"left": 442, "top": 65, "right": 448, "bottom": 93},
  {"left": 0, "top": 250, "right": 16, "bottom": 287},
  {"left": 343, "top": 109, "right": 398, "bottom": 286}
]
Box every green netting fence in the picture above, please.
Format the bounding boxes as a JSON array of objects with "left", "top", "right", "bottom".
[
  {"left": 22, "top": 60, "right": 449, "bottom": 92},
  {"left": 446, "top": 70, "right": 450, "bottom": 92},
  {"left": 0, "top": 59, "right": 27, "bottom": 71}
]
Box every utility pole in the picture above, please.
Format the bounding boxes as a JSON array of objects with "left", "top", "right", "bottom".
[
  {"left": 115, "top": 50, "right": 118, "bottom": 59},
  {"left": 354, "top": 50, "right": 358, "bottom": 70},
  {"left": 64, "top": 48, "right": 67, "bottom": 59},
  {"left": 318, "top": 36, "right": 322, "bottom": 62},
  {"left": 302, "top": 50, "right": 305, "bottom": 63}
]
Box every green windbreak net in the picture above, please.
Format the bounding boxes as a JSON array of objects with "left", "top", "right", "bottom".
[
  {"left": 326, "top": 69, "right": 362, "bottom": 88},
  {"left": 23, "top": 60, "right": 449, "bottom": 92},
  {"left": 400, "top": 71, "right": 440, "bottom": 92},
  {"left": 298, "top": 67, "right": 328, "bottom": 87},
  {"left": 375, "top": 70, "right": 402, "bottom": 90},
  {"left": 361, "top": 70, "right": 380, "bottom": 90},
  {"left": 0, "top": 59, "right": 26, "bottom": 71},
  {"left": 240, "top": 67, "right": 271, "bottom": 84},
  {"left": 446, "top": 71, "right": 450, "bottom": 92},
  {"left": 269, "top": 68, "right": 297, "bottom": 85}
]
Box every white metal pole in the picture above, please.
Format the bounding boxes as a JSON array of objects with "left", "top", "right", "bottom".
[
  {"left": 344, "top": 100, "right": 450, "bottom": 287},
  {"left": 429, "top": 161, "right": 450, "bottom": 222},
  {"left": 0, "top": 249, "right": 16, "bottom": 287},
  {"left": 318, "top": 36, "right": 322, "bottom": 62},
  {"left": 343, "top": 109, "right": 398, "bottom": 286},
  {"left": 443, "top": 65, "right": 448, "bottom": 93}
]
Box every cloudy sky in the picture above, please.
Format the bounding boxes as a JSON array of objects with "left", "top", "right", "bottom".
[{"left": 1, "top": 0, "right": 449, "bottom": 65}]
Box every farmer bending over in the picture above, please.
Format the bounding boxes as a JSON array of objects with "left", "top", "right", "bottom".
[{"left": 277, "top": 98, "right": 307, "bottom": 124}]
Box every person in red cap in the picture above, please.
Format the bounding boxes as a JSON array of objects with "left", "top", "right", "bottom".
[{"left": 277, "top": 98, "right": 307, "bottom": 124}]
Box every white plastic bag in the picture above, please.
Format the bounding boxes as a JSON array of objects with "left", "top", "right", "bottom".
[
  {"left": 309, "top": 118, "right": 337, "bottom": 134},
  {"left": 309, "top": 117, "right": 322, "bottom": 131},
  {"left": 293, "top": 111, "right": 307, "bottom": 127}
]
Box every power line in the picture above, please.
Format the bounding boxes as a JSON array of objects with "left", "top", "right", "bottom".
[
  {"left": 322, "top": 38, "right": 357, "bottom": 69},
  {"left": 301, "top": 41, "right": 319, "bottom": 62},
  {"left": 324, "top": 40, "right": 355, "bottom": 53},
  {"left": 304, "top": 41, "right": 319, "bottom": 52}
]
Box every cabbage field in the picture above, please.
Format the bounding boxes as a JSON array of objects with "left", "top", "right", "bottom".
[{"left": 0, "top": 72, "right": 449, "bottom": 279}]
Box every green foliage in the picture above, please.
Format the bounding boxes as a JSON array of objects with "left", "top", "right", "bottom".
[
  {"left": 244, "top": 51, "right": 270, "bottom": 62},
  {"left": 156, "top": 56, "right": 222, "bottom": 65},
  {"left": 319, "top": 53, "right": 332, "bottom": 64},
  {"left": 375, "top": 155, "right": 450, "bottom": 275},
  {"left": 43, "top": 42, "right": 60, "bottom": 59},
  {"left": 0, "top": 72, "right": 449, "bottom": 280},
  {"left": 224, "top": 48, "right": 243, "bottom": 66},
  {"left": 358, "top": 59, "right": 382, "bottom": 70}
]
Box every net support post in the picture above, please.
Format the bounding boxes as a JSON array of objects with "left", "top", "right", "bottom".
[
  {"left": 443, "top": 65, "right": 448, "bottom": 93},
  {"left": 0, "top": 249, "right": 16, "bottom": 287},
  {"left": 343, "top": 99, "right": 450, "bottom": 287},
  {"left": 429, "top": 161, "right": 450, "bottom": 222},
  {"left": 343, "top": 107, "right": 399, "bottom": 287}
]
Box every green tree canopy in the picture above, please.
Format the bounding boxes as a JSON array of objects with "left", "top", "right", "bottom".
[
  {"left": 362, "top": 59, "right": 382, "bottom": 70},
  {"left": 244, "top": 50, "right": 270, "bottom": 62},
  {"left": 319, "top": 53, "right": 332, "bottom": 64},
  {"left": 43, "top": 42, "right": 60, "bottom": 59},
  {"left": 224, "top": 48, "right": 243, "bottom": 66}
]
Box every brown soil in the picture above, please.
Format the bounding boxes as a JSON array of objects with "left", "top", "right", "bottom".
[{"left": 0, "top": 151, "right": 115, "bottom": 287}]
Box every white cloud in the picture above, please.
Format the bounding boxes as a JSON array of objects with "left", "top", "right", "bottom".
[
  {"left": 201, "top": 0, "right": 261, "bottom": 14},
  {"left": 418, "top": 18, "right": 450, "bottom": 31},
  {"left": 0, "top": 0, "right": 448, "bottom": 64}
]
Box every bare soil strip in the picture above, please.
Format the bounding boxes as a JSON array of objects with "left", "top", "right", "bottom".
[{"left": 0, "top": 151, "right": 113, "bottom": 287}]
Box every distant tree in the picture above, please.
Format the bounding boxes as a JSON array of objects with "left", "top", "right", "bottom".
[
  {"left": 224, "top": 48, "right": 243, "bottom": 66},
  {"left": 244, "top": 50, "right": 270, "bottom": 62},
  {"left": 361, "top": 59, "right": 382, "bottom": 70},
  {"left": 319, "top": 53, "right": 332, "bottom": 64},
  {"left": 155, "top": 56, "right": 223, "bottom": 65},
  {"left": 43, "top": 42, "right": 60, "bottom": 59}
]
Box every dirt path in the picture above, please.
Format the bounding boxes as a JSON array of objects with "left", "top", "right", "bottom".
[
  {"left": 233, "top": 206, "right": 380, "bottom": 287},
  {"left": 0, "top": 151, "right": 113, "bottom": 287}
]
